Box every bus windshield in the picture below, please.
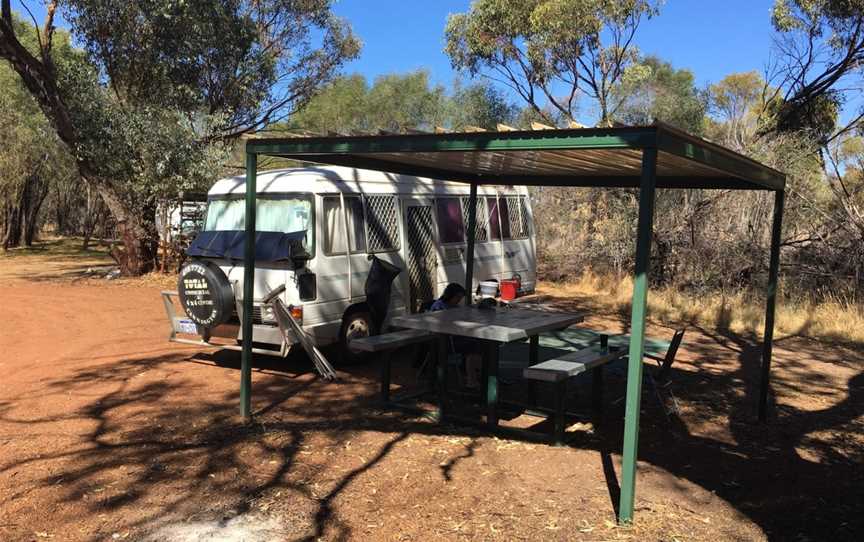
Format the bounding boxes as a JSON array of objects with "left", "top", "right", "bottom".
[{"left": 204, "top": 195, "right": 313, "bottom": 248}]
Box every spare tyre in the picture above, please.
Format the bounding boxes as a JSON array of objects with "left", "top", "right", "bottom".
[{"left": 178, "top": 260, "right": 235, "bottom": 328}]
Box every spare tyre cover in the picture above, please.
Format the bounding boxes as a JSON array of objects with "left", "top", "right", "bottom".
[{"left": 178, "top": 260, "right": 235, "bottom": 327}]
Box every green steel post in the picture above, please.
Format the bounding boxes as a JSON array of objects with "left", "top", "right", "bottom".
[
  {"left": 464, "top": 182, "right": 478, "bottom": 306},
  {"left": 619, "top": 147, "right": 657, "bottom": 524},
  {"left": 759, "top": 189, "right": 784, "bottom": 422},
  {"left": 240, "top": 152, "right": 258, "bottom": 421}
]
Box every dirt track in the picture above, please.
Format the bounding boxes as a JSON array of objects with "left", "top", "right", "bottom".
[{"left": 1, "top": 244, "right": 863, "bottom": 541}]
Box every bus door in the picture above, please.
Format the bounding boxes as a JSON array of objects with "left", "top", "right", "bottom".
[{"left": 403, "top": 198, "right": 438, "bottom": 313}]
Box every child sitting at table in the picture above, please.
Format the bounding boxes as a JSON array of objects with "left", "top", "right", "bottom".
[
  {"left": 430, "top": 283, "right": 483, "bottom": 389},
  {"left": 430, "top": 282, "right": 466, "bottom": 311}
]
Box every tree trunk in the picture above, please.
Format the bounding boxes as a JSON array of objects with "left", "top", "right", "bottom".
[
  {"left": 3, "top": 202, "right": 22, "bottom": 250},
  {"left": 82, "top": 185, "right": 94, "bottom": 250},
  {"left": 20, "top": 168, "right": 49, "bottom": 247},
  {"left": 91, "top": 180, "right": 155, "bottom": 275},
  {"left": 23, "top": 185, "right": 48, "bottom": 246},
  {"left": 3, "top": 182, "right": 26, "bottom": 250}
]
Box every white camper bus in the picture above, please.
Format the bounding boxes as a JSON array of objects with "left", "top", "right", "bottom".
[{"left": 164, "top": 165, "right": 537, "bottom": 359}]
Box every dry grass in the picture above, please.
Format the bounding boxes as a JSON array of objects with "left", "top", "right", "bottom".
[{"left": 541, "top": 269, "right": 864, "bottom": 344}]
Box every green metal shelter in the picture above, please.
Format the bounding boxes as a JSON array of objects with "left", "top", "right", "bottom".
[{"left": 237, "top": 121, "right": 786, "bottom": 524}]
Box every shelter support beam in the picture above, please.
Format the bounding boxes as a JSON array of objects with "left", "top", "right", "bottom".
[
  {"left": 759, "top": 189, "right": 784, "bottom": 422},
  {"left": 240, "top": 152, "right": 258, "bottom": 420},
  {"left": 464, "top": 182, "right": 478, "bottom": 306},
  {"left": 619, "top": 147, "right": 657, "bottom": 523}
]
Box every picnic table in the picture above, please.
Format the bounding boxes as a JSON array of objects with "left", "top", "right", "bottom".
[{"left": 391, "top": 305, "right": 586, "bottom": 427}]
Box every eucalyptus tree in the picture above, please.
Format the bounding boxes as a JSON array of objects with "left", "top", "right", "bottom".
[
  {"left": 444, "top": 0, "right": 660, "bottom": 126},
  {"left": 767, "top": 0, "right": 864, "bottom": 144},
  {"left": 448, "top": 79, "right": 518, "bottom": 130},
  {"left": 0, "top": 1, "right": 359, "bottom": 274},
  {"left": 289, "top": 71, "right": 512, "bottom": 134},
  {"left": 614, "top": 55, "right": 707, "bottom": 134}
]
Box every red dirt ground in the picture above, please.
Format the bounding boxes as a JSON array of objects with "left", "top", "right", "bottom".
[{"left": 1, "top": 240, "right": 862, "bottom": 541}]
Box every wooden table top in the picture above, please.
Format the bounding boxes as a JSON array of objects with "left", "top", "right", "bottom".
[{"left": 390, "top": 305, "right": 587, "bottom": 343}]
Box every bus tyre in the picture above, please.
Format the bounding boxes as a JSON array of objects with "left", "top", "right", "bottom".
[
  {"left": 338, "top": 308, "right": 374, "bottom": 364},
  {"left": 177, "top": 260, "right": 234, "bottom": 328}
]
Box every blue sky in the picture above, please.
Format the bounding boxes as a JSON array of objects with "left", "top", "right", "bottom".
[{"left": 333, "top": 1, "right": 778, "bottom": 88}]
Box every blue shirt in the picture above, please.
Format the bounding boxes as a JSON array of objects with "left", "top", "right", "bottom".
[{"left": 430, "top": 299, "right": 449, "bottom": 311}]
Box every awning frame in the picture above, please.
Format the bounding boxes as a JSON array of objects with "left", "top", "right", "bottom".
[{"left": 236, "top": 122, "right": 786, "bottom": 525}]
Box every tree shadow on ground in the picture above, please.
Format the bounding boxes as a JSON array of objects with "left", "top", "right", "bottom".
[
  {"left": 587, "top": 312, "right": 864, "bottom": 541},
  {"left": 1, "top": 319, "right": 862, "bottom": 540}
]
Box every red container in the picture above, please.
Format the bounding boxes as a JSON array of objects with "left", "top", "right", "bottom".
[{"left": 500, "top": 279, "right": 519, "bottom": 301}]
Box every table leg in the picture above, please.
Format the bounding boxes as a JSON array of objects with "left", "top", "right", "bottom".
[
  {"left": 592, "top": 366, "right": 604, "bottom": 413},
  {"left": 554, "top": 378, "right": 567, "bottom": 445},
  {"left": 380, "top": 350, "right": 391, "bottom": 404},
  {"left": 592, "top": 334, "right": 608, "bottom": 421},
  {"left": 486, "top": 340, "right": 500, "bottom": 428},
  {"left": 437, "top": 335, "right": 448, "bottom": 421},
  {"left": 529, "top": 335, "right": 539, "bottom": 365}
]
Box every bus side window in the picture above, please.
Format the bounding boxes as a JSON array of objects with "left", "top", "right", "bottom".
[
  {"left": 323, "top": 196, "right": 346, "bottom": 255},
  {"left": 460, "top": 196, "right": 488, "bottom": 242},
  {"left": 513, "top": 196, "right": 530, "bottom": 238},
  {"left": 322, "top": 195, "right": 369, "bottom": 254},
  {"left": 345, "top": 196, "right": 367, "bottom": 253},
  {"left": 436, "top": 198, "right": 465, "bottom": 244},
  {"left": 499, "top": 197, "right": 512, "bottom": 239},
  {"left": 363, "top": 195, "right": 399, "bottom": 252}
]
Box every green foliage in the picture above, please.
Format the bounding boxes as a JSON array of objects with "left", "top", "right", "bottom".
[
  {"left": 287, "top": 74, "right": 369, "bottom": 134},
  {"left": 768, "top": 0, "right": 858, "bottom": 142},
  {"left": 0, "top": 16, "right": 77, "bottom": 243},
  {"left": 772, "top": 0, "right": 864, "bottom": 37},
  {"left": 709, "top": 72, "right": 765, "bottom": 121},
  {"left": 448, "top": 80, "right": 518, "bottom": 130},
  {"left": 39, "top": 28, "right": 225, "bottom": 213},
  {"left": 366, "top": 71, "right": 447, "bottom": 132},
  {"left": 444, "top": 0, "right": 661, "bottom": 124},
  {"left": 614, "top": 55, "right": 707, "bottom": 133},
  {"left": 513, "top": 105, "right": 567, "bottom": 128},
  {"left": 289, "top": 71, "right": 517, "bottom": 133},
  {"left": 62, "top": 0, "right": 361, "bottom": 132},
  {"left": 2, "top": 2, "right": 359, "bottom": 270},
  {"left": 705, "top": 72, "right": 775, "bottom": 148},
  {"left": 289, "top": 71, "right": 444, "bottom": 133}
]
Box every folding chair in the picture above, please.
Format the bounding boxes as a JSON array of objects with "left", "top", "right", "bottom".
[
  {"left": 644, "top": 328, "right": 685, "bottom": 418},
  {"left": 646, "top": 328, "right": 685, "bottom": 384}
]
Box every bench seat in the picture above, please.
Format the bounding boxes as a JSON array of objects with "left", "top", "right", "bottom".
[
  {"left": 349, "top": 329, "right": 434, "bottom": 352},
  {"left": 522, "top": 342, "right": 626, "bottom": 444},
  {"left": 523, "top": 346, "right": 626, "bottom": 382},
  {"left": 351, "top": 329, "right": 436, "bottom": 404}
]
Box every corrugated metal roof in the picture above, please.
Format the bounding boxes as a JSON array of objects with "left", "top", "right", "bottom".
[{"left": 245, "top": 122, "right": 785, "bottom": 191}]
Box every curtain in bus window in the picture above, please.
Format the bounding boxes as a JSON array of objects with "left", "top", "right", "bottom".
[
  {"left": 205, "top": 197, "right": 311, "bottom": 235},
  {"left": 323, "top": 197, "right": 346, "bottom": 254},
  {"left": 499, "top": 197, "right": 512, "bottom": 239},
  {"left": 257, "top": 198, "right": 311, "bottom": 234},
  {"left": 436, "top": 198, "right": 465, "bottom": 243},
  {"left": 487, "top": 197, "right": 501, "bottom": 240},
  {"left": 345, "top": 196, "right": 367, "bottom": 252},
  {"left": 205, "top": 199, "right": 245, "bottom": 231}
]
